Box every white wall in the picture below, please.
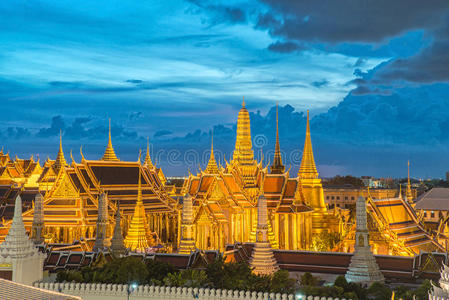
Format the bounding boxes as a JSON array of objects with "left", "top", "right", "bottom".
[{"left": 34, "top": 282, "right": 350, "bottom": 300}]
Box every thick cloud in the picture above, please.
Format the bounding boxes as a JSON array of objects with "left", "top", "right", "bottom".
[
  {"left": 257, "top": 0, "right": 449, "bottom": 43},
  {"left": 37, "top": 115, "right": 66, "bottom": 137}
]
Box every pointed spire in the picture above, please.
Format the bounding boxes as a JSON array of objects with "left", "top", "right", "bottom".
[
  {"left": 232, "top": 98, "right": 255, "bottom": 165},
  {"left": 54, "top": 131, "right": 67, "bottom": 171},
  {"left": 144, "top": 137, "right": 154, "bottom": 169},
  {"left": 101, "top": 119, "right": 119, "bottom": 161},
  {"left": 0, "top": 194, "right": 40, "bottom": 258},
  {"left": 249, "top": 172, "right": 279, "bottom": 275},
  {"left": 111, "top": 201, "right": 126, "bottom": 256},
  {"left": 298, "top": 110, "right": 318, "bottom": 179},
  {"left": 270, "top": 103, "right": 285, "bottom": 174},
  {"left": 242, "top": 96, "right": 246, "bottom": 108},
  {"left": 124, "top": 170, "right": 153, "bottom": 252},
  {"left": 205, "top": 131, "right": 219, "bottom": 174},
  {"left": 406, "top": 160, "right": 413, "bottom": 201}
]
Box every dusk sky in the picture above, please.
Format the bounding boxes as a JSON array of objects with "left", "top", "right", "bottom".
[{"left": 2, "top": 1, "right": 449, "bottom": 178}]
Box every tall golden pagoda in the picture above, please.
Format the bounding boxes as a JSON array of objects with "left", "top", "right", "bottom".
[
  {"left": 270, "top": 103, "right": 285, "bottom": 174},
  {"left": 102, "top": 119, "right": 119, "bottom": 162},
  {"left": 124, "top": 171, "right": 154, "bottom": 252},
  {"left": 298, "top": 110, "right": 339, "bottom": 235},
  {"left": 227, "top": 98, "right": 260, "bottom": 189}
]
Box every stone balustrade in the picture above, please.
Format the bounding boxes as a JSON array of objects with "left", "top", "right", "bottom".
[{"left": 34, "top": 282, "right": 349, "bottom": 300}]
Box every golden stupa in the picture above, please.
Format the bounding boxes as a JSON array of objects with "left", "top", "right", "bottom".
[{"left": 123, "top": 169, "right": 154, "bottom": 252}]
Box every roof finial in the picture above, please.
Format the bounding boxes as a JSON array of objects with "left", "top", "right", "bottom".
[
  {"left": 298, "top": 109, "right": 318, "bottom": 179},
  {"left": 406, "top": 160, "right": 413, "bottom": 201},
  {"left": 80, "top": 145, "right": 85, "bottom": 161},
  {"left": 101, "top": 118, "right": 119, "bottom": 161},
  {"left": 242, "top": 96, "right": 245, "bottom": 108},
  {"left": 270, "top": 102, "right": 285, "bottom": 174},
  {"left": 144, "top": 137, "right": 154, "bottom": 169},
  {"left": 205, "top": 131, "right": 219, "bottom": 174},
  {"left": 54, "top": 130, "right": 67, "bottom": 171}
]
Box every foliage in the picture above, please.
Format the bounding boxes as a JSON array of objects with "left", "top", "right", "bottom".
[
  {"left": 325, "top": 175, "right": 364, "bottom": 187},
  {"left": 367, "top": 282, "right": 392, "bottom": 300},
  {"left": 55, "top": 254, "right": 295, "bottom": 294},
  {"left": 146, "top": 259, "right": 176, "bottom": 285},
  {"left": 312, "top": 232, "right": 342, "bottom": 252},
  {"left": 56, "top": 256, "right": 148, "bottom": 284},
  {"left": 299, "top": 272, "right": 319, "bottom": 287},
  {"left": 163, "top": 269, "right": 209, "bottom": 288}
]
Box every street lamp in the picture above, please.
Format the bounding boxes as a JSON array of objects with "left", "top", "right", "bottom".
[{"left": 127, "top": 282, "right": 138, "bottom": 300}]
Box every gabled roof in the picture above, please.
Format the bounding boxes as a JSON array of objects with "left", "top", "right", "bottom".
[{"left": 415, "top": 188, "right": 449, "bottom": 211}]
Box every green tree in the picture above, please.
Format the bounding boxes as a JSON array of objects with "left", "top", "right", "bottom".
[
  {"left": 163, "top": 269, "right": 208, "bottom": 288},
  {"left": 270, "top": 270, "right": 296, "bottom": 294},
  {"left": 146, "top": 259, "right": 176, "bottom": 284},
  {"left": 367, "top": 282, "right": 392, "bottom": 300},
  {"left": 300, "top": 272, "right": 319, "bottom": 286}
]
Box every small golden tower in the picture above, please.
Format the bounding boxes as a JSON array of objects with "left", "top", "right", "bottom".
[
  {"left": 54, "top": 131, "right": 67, "bottom": 171},
  {"left": 124, "top": 171, "right": 153, "bottom": 252},
  {"left": 270, "top": 103, "right": 285, "bottom": 174},
  {"left": 178, "top": 194, "right": 196, "bottom": 254},
  {"left": 102, "top": 119, "right": 119, "bottom": 161},
  {"left": 204, "top": 133, "right": 219, "bottom": 174}
]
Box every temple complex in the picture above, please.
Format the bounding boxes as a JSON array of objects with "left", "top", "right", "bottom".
[
  {"left": 182, "top": 101, "right": 346, "bottom": 252},
  {"left": 0, "top": 124, "right": 178, "bottom": 253},
  {"left": 0, "top": 101, "right": 446, "bottom": 260}
]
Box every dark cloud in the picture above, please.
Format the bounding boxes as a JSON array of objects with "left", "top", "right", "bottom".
[
  {"left": 37, "top": 116, "right": 65, "bottom": 138},
  {"left": 188, "top": 0, "right": 246, "bottom": 24},
  {"left": 375, "top": 39, "right": 449, "bottom": 83},
  {"left": 6, "top": 127, "right": 30, "bottom": 139},
  {"left": 311, "top": 79, "right": 329, "bottom": 88},
  {"left": 154, "top": 130, "right": 173, "bottom": 138},
  {"left": 258, "top": 1, "right": 449, "bottom": 43},
  {"left": 128, "top": 111, "right": 143, "bottom": 121},
  {"left": 126, "top": 79, "right": 143, "bottom": 84},
  {"left": 267, "top": 41, "right": 307, "bottom": 53}
]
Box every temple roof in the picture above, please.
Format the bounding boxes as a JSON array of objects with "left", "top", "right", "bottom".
[
  {"left": 270, "top": 103, "right": 285, "bottom": 174},
  {"left": 415, "top": 188, "right": 449, "bottom": 211}
]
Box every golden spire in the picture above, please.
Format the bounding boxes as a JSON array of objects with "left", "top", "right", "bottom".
[
  {"left": 102, "top": 119, "right": 119, "bottom": 161},
  {"left": 232, "top": 97, "right": 255, "bottom": 165},
  {"left": 298, "top": 110, "right": 318, "bottom": 179},
  {"left": 124, "top": 170, "right": 153, "bottom": 252},
  {"left": 54, "top": 131, "right": 67, "bottom": 171},
  {"left": 270, "top": 103, "right": 285, "bottom": 174},
  {"left": 144, "top": 137, "right": 154, "bottom": 169},
  {"left": 406, "top": 160, "right": 413, "bottom": 201},
  {"left": 205, "top": 132, "right": 219, "bottom": 174}
]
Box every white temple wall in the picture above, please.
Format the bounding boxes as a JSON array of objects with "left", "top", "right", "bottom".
[
  {"left": 34, "top": 282, "right": 350, "bottom": 300},
  {"left": 13, "top": 255, "right": 44, "bottom": 285}
]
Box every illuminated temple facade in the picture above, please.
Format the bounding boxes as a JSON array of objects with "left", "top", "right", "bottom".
[
  {"left": 0, "top": 102, "right": 446, "bottom": 257},
  {"left": 0, "top": 126, "right": 178, "bottom": 252},
  {"left": 181, "top": 101, "right": 346, "bottom": 252}
]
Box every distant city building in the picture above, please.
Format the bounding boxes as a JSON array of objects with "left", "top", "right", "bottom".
[{"left": 324, "top": 187, "right": 397, "bottom": 209}]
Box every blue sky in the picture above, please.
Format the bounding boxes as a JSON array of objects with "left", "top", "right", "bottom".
[{"left": 2, "top": 0, "right": 449, "bottom": 178}]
